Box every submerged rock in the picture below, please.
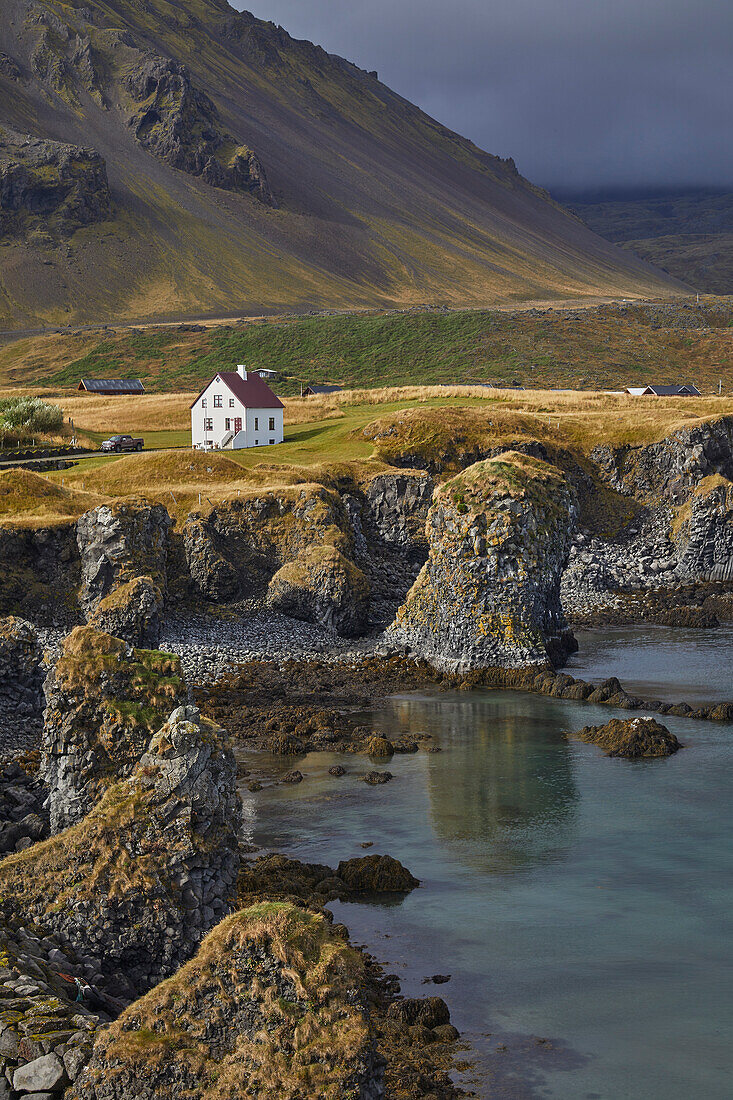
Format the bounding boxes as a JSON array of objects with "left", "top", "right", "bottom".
[
  {"left": 573, "top": 716, "right": 682, "bottom": 758},
  {"left": 1, "top": 705, "right": 240, "bottom": 993},
  {"left": 337, "top": 854, "right": 419, "bottom": 894},
  {"left": 70, "top": 903, "right": 384, "bottom": 1100},
  {"left": 387, "top": 452, "right": 577, "bottom": 672}
]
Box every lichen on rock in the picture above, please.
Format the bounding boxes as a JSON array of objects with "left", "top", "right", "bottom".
[{"left": 387, "top": 451, "right": 577, "bottom": 672}]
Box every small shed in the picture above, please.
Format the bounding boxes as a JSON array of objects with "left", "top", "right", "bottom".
[
  {"left": 251, "top": 368, "right": 278, "bottom": 380},
  {"left": 77, "top": 379, "right": 146, "bottom": 395},
  {"left": 304, "top": 383, "right": 343, "bottom": 396},
  {"left": 625, "top": 384, "right": 701, "bottom": 397}
]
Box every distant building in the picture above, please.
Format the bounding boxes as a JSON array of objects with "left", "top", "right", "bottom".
[
  {"left": 77, "top": 379, "right": 145, "bottom": 395},
  {"left": 304, "top": 383, "right": 343, "bottom": 396},
  {"left": 250, "top": 368, "right": 278, "bottom": 380},
  {"left": 625, "top": 384, "right": 701, "bottom": 397},
  {"left": 190, "top": 365, "right": 284, "bottom": 450}
]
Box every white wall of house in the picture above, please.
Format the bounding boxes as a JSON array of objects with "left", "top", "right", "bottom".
[{"left": 191, "top": 372, "right": 284, "bottom": 450}]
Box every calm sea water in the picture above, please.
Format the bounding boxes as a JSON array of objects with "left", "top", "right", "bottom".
[{"left": 238, "top": 629, "right": 733, "bottom": 1099}]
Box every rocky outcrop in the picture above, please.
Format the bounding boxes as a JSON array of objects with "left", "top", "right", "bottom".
[
  {"left": 77, "top": 502, "right": 172, "bottom": 644},
  {"left": 41, "top": 626, "right": 186, "bottom": 832},
  {"left": 672, "top": 476, "right": 733, "bottom": 583},
  {"left": 127, "top": 56, "right": 273, "bottom": 203},
  {"left": 0, "top": 127, "right": 111, "bottom": 235},
  {"left": 591, "top": 417, "right": 733, "bottom": 504},
  {"left": 184, "top": 485, "right": 354, "bottom": 600},
  {"left": 238, "top": 852, "right": 419, "bottom": 905},
  {"left": 364, "top": 472, "right": 434, "bottom": 550},
  {"left": 573, "top": 716, "right": 681, "bottom": 758},
  {"left": 266, "top": 546, "right": 370, "bottom": 636},
  {"left": 387, "top": 452, "right": 577, "bottom": 671},
  {"left": 70, "top": 903, "right": 384, "bottom": 1100},
  {"left": 0, "top": 616, "right": 44, "bottom": 726},
  {"left": 0, "top": 902, "right": 104, "bottom": 1096},
  {"left": 2, "top": 706, "right": 240, "bottom": 994},
  {"left": 88, "top": 576, "right": 164, "bottom": 647}
]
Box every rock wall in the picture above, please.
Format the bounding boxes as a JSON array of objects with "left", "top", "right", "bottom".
[
  {"left": 387, "top": 452, "right": 577, "bottom": 671},
  {"left": 1, "top": 706, "right": 240, "bottom": 994},
  {"left": 672, "top": 476, "right": 733, "bottom": 583},
  {"left": 0, "top": 523, "right": 79, "bottom": 628},
  {"left": 41, "top": 626, "right": 186, "bottom": 832},
  {"left": 77, "top": 503, "right": 172, "bottom": 645},
  {"left": 70, "top": 903, "right": 384, "bottom": 1100},
  {"left": 0, "top": 616, "right": 44, "bottom": 726}
]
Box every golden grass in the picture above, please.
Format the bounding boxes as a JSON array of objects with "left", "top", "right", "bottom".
[{"left": 0, "top": 468, "right": 105, "bottom": 527}]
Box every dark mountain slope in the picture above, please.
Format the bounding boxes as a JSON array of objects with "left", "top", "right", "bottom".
[
  {"left": 0, "top": 0, "right": 684, "bottom": 329},
  {"left": 565, "top": 189, "right": 733, "bottom": 294}
]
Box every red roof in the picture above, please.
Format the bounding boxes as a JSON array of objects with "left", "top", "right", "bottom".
[{"left": 190, "top": 371, "right": 284, "bottom": 410}]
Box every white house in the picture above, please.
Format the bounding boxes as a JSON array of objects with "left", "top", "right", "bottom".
[{"left": 190, "top": 365, "right": 284, "bottom": 450}]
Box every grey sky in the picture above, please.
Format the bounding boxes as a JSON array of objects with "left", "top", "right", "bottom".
[{"left": 242, "top": 0, "right": 733, "bottom": 192}]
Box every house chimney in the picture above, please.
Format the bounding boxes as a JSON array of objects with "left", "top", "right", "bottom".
[{"left": 237, "top": 364, "right": 247, "bottom": 380}]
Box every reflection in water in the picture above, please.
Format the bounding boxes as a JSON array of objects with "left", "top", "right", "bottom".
[{"left": 373, "top": 692, "right": 579, "bottom": 874}]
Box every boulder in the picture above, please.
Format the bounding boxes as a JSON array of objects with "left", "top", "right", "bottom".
[
  {"left": 69, "top": 903, "right": 384, "bottom": 1100},
  {"left": 1, "top": 706, "right": 241, "bottom": 994},
  {"left": 87, "top": 575, "right": 164, "bottom": 647},
  {"left": 267, "top": 543, "right": 372, "bottom": 638},
  {"left": 41, "top": 626, "right": 186, "bottom": 832},
  {"left": 183, "top": 484, "right": 354, "bottom": 601},
  {"left": 76, "top": 502, "right": 172, "bottom": 621},
  {"left": 267, "top": 546, "right": 370, "bottom": 636},
  {"left": 367, "top": 736, "right": 394, "bottom": 757},
  {"left": 337, "top": 854, "right": 419, "bottom": 893},
  {"left": 387, "top": 452, "right": 577, "bottom": 671},
  {"left": 387, "top": 997, "right": 451, "bottom": 1030},
  {"left": 573, "top": 716, "right": 681, "bottom": 758}
]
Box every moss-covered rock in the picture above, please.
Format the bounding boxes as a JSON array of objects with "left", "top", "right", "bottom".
[
  {"left": 69, "top": 903, "right": 383, "bottom": 1100},
  {"left": 266, "top": 545, "right": 370, "bottom": 636},
  {"left": 1, "top": 706, "right": 240, "bottom": 994},
  {"left": 387, "top": 452, "right": 577, "bottom": 671},
  {"left": 88, "top": 575, "right": 164, "bottom": 648},
  {"left": 41, "top": 626, "right": 186, "bottom": 831},
  {"left": 336, "top": 855, "right": 419, "bottom": 894},
  {"left": 183, "top": 484, "right": 354, "bottom": 602},
  {"left": 572, "top": 716, "right": 681, "bottom": 758}
]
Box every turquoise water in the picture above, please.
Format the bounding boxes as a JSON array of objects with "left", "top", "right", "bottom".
[{"left": 239, "top": 640, "right": 733, "bottom": 1099}]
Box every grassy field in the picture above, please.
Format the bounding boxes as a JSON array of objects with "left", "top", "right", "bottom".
[
  {"left": 2, "top": 296, "right": 732, "bottom": 398},
  {"left": 0, "top": 386, "right": 720, "bottom": 531}
]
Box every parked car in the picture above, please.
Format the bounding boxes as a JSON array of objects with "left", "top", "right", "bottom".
[{"left": 100, "top": 434, "right": 144, "bottom": 452}]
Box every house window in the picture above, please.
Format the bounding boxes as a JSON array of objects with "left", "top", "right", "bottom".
[
  {"left": 229, "top": 398, "right": 235, "bottom": 407},
  {"left": 202, "top": 398, "right": 207, "bottom": 407},
  {"left": 213, "top": 394, "right": 222, "bottom": 408},
  {"left": 269, "top": 417, "right": 275, "bottom": 430},
  {"left": 225, "top": 418, "right": 231, "bottom": 431},
  {"left": 269, "top": 439, "right": 275, "bottom": 444},
  {"left": 204, "top": 418, "right": 213, "bottom": 431},
  {"left": 254, "top": 416, "right": 259, "bottom": 430}
]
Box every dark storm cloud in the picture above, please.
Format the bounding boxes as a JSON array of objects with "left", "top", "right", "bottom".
[{"left": 242, "top": 0, "right": 733, "bottom": 191}]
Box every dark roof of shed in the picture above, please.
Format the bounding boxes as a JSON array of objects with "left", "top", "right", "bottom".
[
  {"left": 305, "top": 383, "right": 342, "bottom": 394},
  {"left": 644, "top": 384, "right": 701, "bottom": 396},
  {"left": 190, "top": 372, "right": 284, "bottom": 410},
  {"left": 79, "top": 378, "right": 145, "bottom": 393}
]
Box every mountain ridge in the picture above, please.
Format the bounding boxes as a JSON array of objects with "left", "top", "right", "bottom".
[{"left": 0, "top": 0, "right": 685, "bottom": 329}]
